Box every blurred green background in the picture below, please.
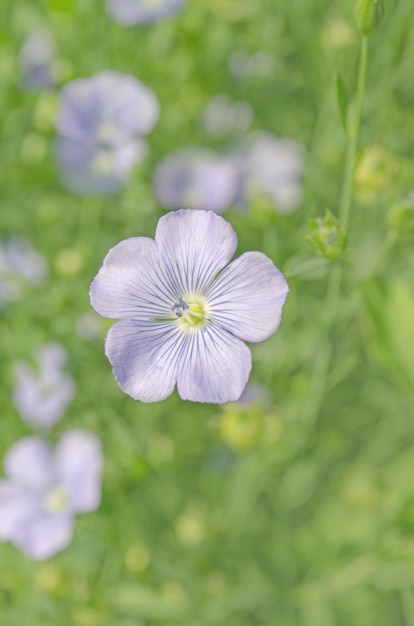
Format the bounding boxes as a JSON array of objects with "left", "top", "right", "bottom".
[{"left": 2, "top": 0, "right": 414, "bottom": 624}]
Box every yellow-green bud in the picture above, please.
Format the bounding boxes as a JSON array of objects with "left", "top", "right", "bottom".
[
  {"left": 306, "top": 209, "right": 346, "bottom": 260},
  {"left": 355, "top": 0, "right": 385, "bottom": 35}
]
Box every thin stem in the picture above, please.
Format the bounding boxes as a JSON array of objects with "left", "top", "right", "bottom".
[
  {"left": 339, "top": 36, "right": 368, "bottom": 229},
  {"left": 301, "top": 36, "right": 368, "bottom": 428}
]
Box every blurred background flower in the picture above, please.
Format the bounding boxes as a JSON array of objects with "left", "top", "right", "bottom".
[
  {"left": 106, "top": 0, "right": 185, "bottom": 25},
  {"left": 231, "top": 131, "right": 306, "bottom": 214},
  {"left": 12, "top": 343, "right": 76, "bottom": 429},
  {"left": 0, "top": 431, "right": 103, "bottom": 561},
  {"left": 19, "top": 30, "right": 56, "bottom": 91},
  {"left": 55, "top": 71, "right": 159, "bottom": 195},
  {"left": 200, "top": 94, "right": 254, "bottom": 139},
  {"left": 0, "top": 237, "right": 48, "bottom": 309},
  {"left": 153, "top": 148, "right": 238, "bottom": 213}
]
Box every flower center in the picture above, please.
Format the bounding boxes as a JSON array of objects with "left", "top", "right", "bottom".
[
  {"left": 173, "top": 295, "right": 210, "bottom": 330},
  {"left": 44, "top": 485, "right": 69, "bottom": 513},
  {"left": 140, "top": 0, "right": 164, "bottom": 9},
  {"left": 97, "top": 119, "right": 117, "bottom": 144}
]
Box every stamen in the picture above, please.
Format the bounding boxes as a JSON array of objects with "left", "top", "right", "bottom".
[
  {"left": 172, "top": 294, "right": 210, "bottom": 330},
  {"left": 172, "top": 296, "right": 189, "bottom": 318}
]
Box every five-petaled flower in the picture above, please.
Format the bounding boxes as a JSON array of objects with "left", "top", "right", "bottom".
[
  {"left": 0, "top": 431, "right": 103, "bottom": 561},
  {"left": 55, "top": 70, "right": 159, "bottom": 195},
  {"left": 90, "top": 209, "right": 288, "bottom": 404}
]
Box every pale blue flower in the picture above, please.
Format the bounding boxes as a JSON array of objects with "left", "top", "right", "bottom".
[
  {"left": 55, "top": 70, "right": 159, "bottom": 195},
  {"left": 106, "top": 0, "right": 184, "bottom": 26},
  {"left": 0, "top": 431, "right": 103, "bottom": 561},
  {"left": 19, "top": 30, "right": 56, "bottom": 91},
  {"left": 13, "top": 343, "right": 75, "bottom": 429},
  {"left": 56, "top": 71, "right": 160, "bottom": 145},
  {"left": 90, "top": 209, "right": 288, "bottom": 404},
  {"left": 232, "top": 131, "right": 305, "bottom": 214},
  {"left": 153, "top": 148, "right": 238, "bottom": 214}
]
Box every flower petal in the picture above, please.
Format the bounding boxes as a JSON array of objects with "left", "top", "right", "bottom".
[
  {"left": 0, "top": 481, "right": 38, "bottom": 541},
  {"left": 4, "top": 438, "right": 54, "bottom": 490},
  {"left": 90, "top": 237, "right": 176, "bottom": 320},
  {"left": 106, "top": 0, "right": 184, "bottom": 25},
  {"left": 55, "top": 430, "right": 103, "bottom": 513},
  {"left": 155, "top": 209, "right": 238, "bottom": 295},
  {"left": 105, "top": 320, "right": 186, "bottom": 402},
  {"left": 13, "top": 514, "right": 73, "bottom": 561},
  {"left": 177, "top": 325, "right": 251, "bottom": 403},
  {"left": 207, "top": 251, "right": 288, "bottom": 342},
  {"left": 55, "top": 137, "right": 146, "bottom": 196}
]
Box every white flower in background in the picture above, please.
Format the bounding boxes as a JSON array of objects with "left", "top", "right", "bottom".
[
  {"left": 232, "top": 131, "right": 305, "bottom": 214},
  {"left": 153, "top": 148, "right": 238, "bottom": 214},
  {"left": 13, "top": 343, "right": 75, "bottom": 429},
  {"left": 201, "top": 94, "right": 254, "bottom": 139},
  {"left": 55, "top": 70, "right": 159, "bottom": 195},
  {"left": 228, "top": 50, "right": 276, "bottom": 80},
  {"left": 0, "top": 431, "right": 103, "bottom": 561},
  {"left": 90, "top": 209, "right": 288, "bottom": 404},
  {"left": 0, "top": 237, "right": 48, "bottom": 308},
  {"left": 106, "top": 0, "right": 185, "bottom": 25}
]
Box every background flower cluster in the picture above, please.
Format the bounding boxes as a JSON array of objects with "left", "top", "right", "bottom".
[{"left": 2, "top": 0, "right": 414, "bottom": 624}]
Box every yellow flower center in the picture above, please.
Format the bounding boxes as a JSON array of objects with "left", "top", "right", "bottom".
[
  {"left": 44, "top": 486, "right": 69, "bottom": 513},
  {"left": 173, "top": 295, "right": 210, "bottom": 331}
]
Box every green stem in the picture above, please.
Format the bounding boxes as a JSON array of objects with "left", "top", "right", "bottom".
[
  {"left": 301, "top": 36, "right": 368, "bottom": 427},
  {"left": 339, "top": 36, "right": 368, "bottom": 229}
]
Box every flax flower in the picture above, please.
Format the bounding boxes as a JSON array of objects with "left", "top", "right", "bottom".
[
  {"left": 232, "top": 131, "right": 305, "bottom": 214},
  {"left": 90, "top": 209, "right": 288, "bottom": 404},
  {"left": 0, "top": 237, "right": 48, "bottom": 308},
  {"left": 0, "top": 431, "right": 103, "bottom": 561},
  {"left": 55, "top": 70, "right": 159, "bottom": 195}
]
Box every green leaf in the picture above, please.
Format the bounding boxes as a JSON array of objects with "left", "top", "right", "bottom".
[{"left": 336, "top": 75, "right": 349, "bottom": 134}]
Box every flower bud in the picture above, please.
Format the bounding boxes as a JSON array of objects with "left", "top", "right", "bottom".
[
  {"left": 355, "top": 0, "right": 385, "bottom": 35},
  {"left": 306, "top": 209, "right": 346, "bottom": 259},
  {"left": 355, "top": 145, "right": 399, "bottom": 204}
]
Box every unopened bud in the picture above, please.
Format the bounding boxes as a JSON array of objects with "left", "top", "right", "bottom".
[
  {"left": 306, "top": 209, "right": 346, "bottom": 259},
  {"left": 355, "top": 145, "right": 399, "bottom": 205},
  {"left": 355, "top": 0, "right": 385, "bottom": 35}
]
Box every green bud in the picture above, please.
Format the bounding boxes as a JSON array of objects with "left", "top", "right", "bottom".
[
  {"left": 306, "top": 209, "right": 346, "bottom": 259},
  {"left": 355, "top": 145, "right": 399, "bottom": 196},
  {"left": 355, "top": 0, "right": 385, "bottom": 35}
]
